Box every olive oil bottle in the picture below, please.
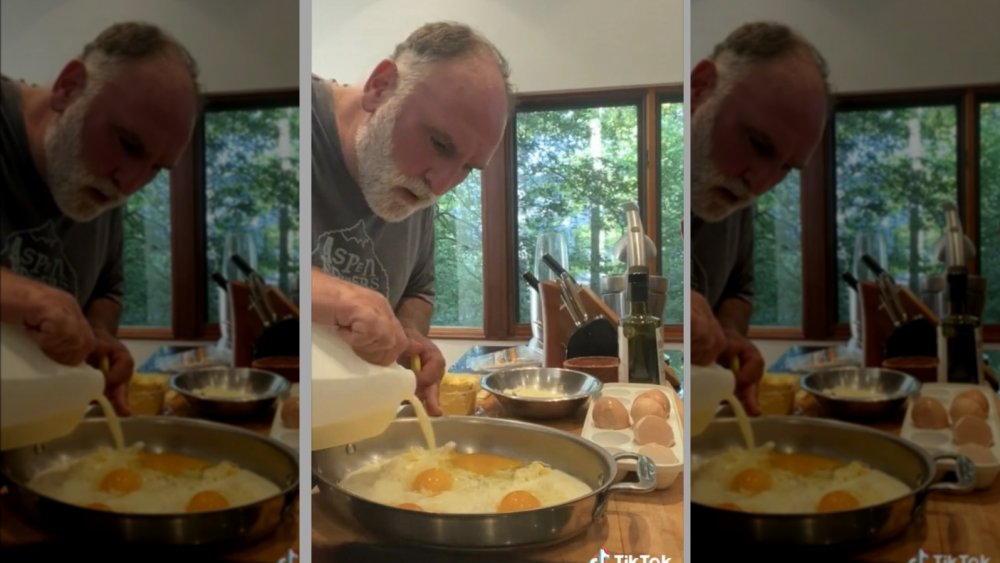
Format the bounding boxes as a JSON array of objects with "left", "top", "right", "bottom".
[
  {"left": 621, "top": 270, "right": 661, "bottom": 384},
  {"left": 939, "top": 269, "right": 982, "bottom": 384}
]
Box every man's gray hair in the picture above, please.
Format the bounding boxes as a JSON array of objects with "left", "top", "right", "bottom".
[
  {"left": 390, "top": 21, "right": 514, "bottom": 111},
  {"left": 711, "top": 22, "right": 831, "bottom": 106},
  {"left": 80, "top": 22, "right": 201, "bottom": 95}
]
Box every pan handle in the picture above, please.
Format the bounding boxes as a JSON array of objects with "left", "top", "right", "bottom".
[
  {"left": 606, "top": 452, "right": 657, "bottom": 494},
  {"left": 928, "top": 453, "right": 976, "bottom": 493}
]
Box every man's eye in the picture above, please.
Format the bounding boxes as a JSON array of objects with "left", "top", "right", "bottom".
[
  {"left": 430, "top": 136, "right": 449, "bottom": 153},
  {"left": 119, "top": 136, "right": 142, "bottom": 156},
  {"left": 748, "top": 133, "right": 774, "bottom": 157}
]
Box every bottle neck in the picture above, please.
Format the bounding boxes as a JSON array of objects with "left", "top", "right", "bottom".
[{"left": 629, "top": 298, "right": 648, "bottom": 316}]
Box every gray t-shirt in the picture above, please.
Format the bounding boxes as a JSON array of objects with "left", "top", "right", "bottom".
[
  {"left": 691, "top": 207, "right": 754, "bottom": 310},
  {"left": 1, "top": 75, "right": 124, "bottom": 308},
  {"left": 310, "top": 76, "right": 435, "bottom": 309}
]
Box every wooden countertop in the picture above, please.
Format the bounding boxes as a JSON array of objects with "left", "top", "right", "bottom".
[
  {"left": 312, "top": 391, "right": 685, "bottom": 563},
  {"left": 0, "top": 390, "right": 300, "bottom": 562}
]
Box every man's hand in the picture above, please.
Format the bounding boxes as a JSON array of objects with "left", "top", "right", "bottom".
[
  {"left": 400, "top": 328, "right": 445, "bottom": 417},
  {"left": 690, "top": 291, "right": 726, "bottom": 366},
  {"left": 312, "top": 269, "right": 408, "bottom": 366},
  {"left": 87, "top": 327, "right": 134, "bottom": 416},
  {"left": 718, "top": 328, "right": 764, "bottom": 416},
  {"left": 1, "top": 270, "right": 96, "bottom": 365}
]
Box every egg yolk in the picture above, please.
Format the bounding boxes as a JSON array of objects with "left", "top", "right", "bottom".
[
  {"left": 716, "top": 503, "right": 742, "bottom": 511},
  {"left": 816, "top": 490, "right": 860, "bottom": 513},
  {"left": 85, "top": 502, "right": 112, "bottom": 511},
  {"left": 768, "top": 452, "right": 841, "bottom": 475},
  {"left": 730, "top": 468, "right": 773, "bottom": 495},
  {"left": 397, "top": 503, "right": 424, "bottom": 511},
  {"left": 99, "top": 468, "right": 142, "bottom": 494},
  {"left": 449, "top": 453, "right": 523, "bottom": 475},
  {"left": 412, "top": 468, "right": 453, "bottom": 494},
  {"left": 138, "top": 452, "right": 213, "bottom": 475},
  {"left": 186, "top": 490, "right": 230, "bottom": 513},
  {"left": 498, "top": 490, "right": 541, "bottom": 512}
]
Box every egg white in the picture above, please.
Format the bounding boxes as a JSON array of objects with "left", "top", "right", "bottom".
[
  {"left": 691, "top": 443, "right": 911, "bottom": 514},
  {"left": 27, "top": 443, "right": 280, "bottom": 513},
  {"left": 339, "top": 442, "right": 592, "bottom": 513}
]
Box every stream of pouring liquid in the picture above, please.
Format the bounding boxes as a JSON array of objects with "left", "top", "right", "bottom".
[
  {"left": 93, "top": 394, "right": 125, "bottom": 451},
  {"left": 405, "top": 394, "right": 436, "bottom": 450}
]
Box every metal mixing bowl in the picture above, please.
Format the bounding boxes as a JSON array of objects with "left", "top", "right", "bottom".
[
  {"left": 170, "top": 367, "right": 290, "bottom": 419},
  {"left": 801, "top": 367, "right": 920, "bottom": 420},
  {"left": 480, "top": 367, "right": 601, "bottom": 419}
]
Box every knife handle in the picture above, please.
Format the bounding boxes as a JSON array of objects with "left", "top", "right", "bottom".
[
  {"left": 211, "top": 272, "right": 229, "bottom": 292},
  {"left": 541, "top": 253, "right": 568, "bottom": 277},
  {"left": 230, "top": 254, "right": 255, "bottom": 277},
  {"left": 860, "top": 254, "right": 886, "bottom": 276},
  {"left": 522, "top": 272, "right": 540, "bottom": 292},
  {"left": 841, "top": 272, "right": 859, "bottom": 291}
]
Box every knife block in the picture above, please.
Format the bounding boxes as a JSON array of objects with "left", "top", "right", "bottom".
[
  {"left": 540, "top": 281, "right": 620, "bottom": 367},
  {"left": 229, "top": 281, "right": 299, "bottom": 368},
  {"left": 861, "top": 281, "right": 940, "bottom": 368}
]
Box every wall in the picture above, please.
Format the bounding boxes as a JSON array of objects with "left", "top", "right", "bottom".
[
  {"left": 312, "top": 0, "right": 683, "bottom": 92},
  {"left": 0, "top": 0, "right": 298, "bottom": 92},
  {"left": 692, "top": 0, "right": 1000, "bottom": 93}
]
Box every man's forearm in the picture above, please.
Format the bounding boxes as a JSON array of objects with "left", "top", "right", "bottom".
[
  {"left": 716, "top": 297, "right": 752, "bottom": 338},
  {"left": 86, "top": 297, "right": 123, "bottom": 336},
  {"left": 396, "top": 297, "right": 433, "bottom": 336}
]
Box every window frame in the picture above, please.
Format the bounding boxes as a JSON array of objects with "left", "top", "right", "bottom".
[
  {"left": 432, "top": 84, "right": 683, "bottom": 342},
  {"left": 119, "top": 89, "right": 298, "bottom": 341},
  {"left": 745, "top": 83, "right": 1000, "bottom": 343}
]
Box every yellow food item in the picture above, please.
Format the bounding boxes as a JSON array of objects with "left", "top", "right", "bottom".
[
  {"left": 816, "top": 490, "right": 860, "bottom": 512},
  {"left": 412, "top": 467, "right": 454, "bottom": 494},
  {"left": 185, "top": 490, "right": 230, "bottom": 512},
  {"left": 127, "top": 373, "right": 169, "bottom": 416},
  {"left": 756, "top": 373, "right": 798, "bottom": 416},
  {"left": 498, "top": 490, "right": 541, "bottom": 512},
  {"left": 439, "top": 374, "right": 479, "bottom": 416},
  {"left": 731, "top": 468, "right": 773, "bottom": 495}
]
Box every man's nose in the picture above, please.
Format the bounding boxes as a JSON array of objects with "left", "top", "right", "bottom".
[
  {"left": 113, "top": 166, "right": 155, "bottom": 196},
  {"left": 742, "top": 162, "right": 788, "bottom": 196},
  {"left": 425, "top": 163, "right": 469, "bottom": 196}
]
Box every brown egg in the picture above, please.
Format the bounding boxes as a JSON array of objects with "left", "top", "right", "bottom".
[
  {"left": 952, "top": 415, "right": 994, "bottom": 447},
  {"left": 955, "top": 388, "right": 990, "bottom": 413},
  {"left": 593, "top": 397, "right": 630, "bottom": 429},
  {"left": 956, "top": 443, "right": 999, "bottom": 466},
  {"left": 637, "top": 389, "right": 671, "bottom": 414},
  {"left": 634, "top": 415, "right": 674, "bottom": 447},
  {"left": 630, "top": 396, "right": 668, "bottom": 421},
  {"left": 912, "top": 396, "right": 949, "bottom": 429},
  {"left": 950, "top": 396, "right": 988, "bottom": 421},
  {"left": 637, "top": 443, "right": 678, "bottom": 465}
]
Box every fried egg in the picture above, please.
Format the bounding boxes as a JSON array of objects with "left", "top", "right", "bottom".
[
  {"left": 339, "top": 442, "right": 592, "bottom": 513},
  {"left": 27, "top": 444, "right": 281, "bottom": 513},
  {"left": 691, "top": 443, "right": 910, "bottom": 514}
]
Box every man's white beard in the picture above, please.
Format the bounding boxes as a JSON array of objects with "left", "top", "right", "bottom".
[
  {"left": 43, "top": 76, "right": 127, "bottom": 223},
  {"left": 354, "top": 87, "right": 437, "bottom": 223},
  {"left": 690, "top": 84, "right": 758, "bottom": 223}
]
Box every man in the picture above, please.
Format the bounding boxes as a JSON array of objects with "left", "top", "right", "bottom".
[
  {"left": 312, "top": 22, "right": 512, "bottom": 415},
  {"left": 689, "top": 22, "right": 830, "bottom": 414},
  {"left": 1, "top": 22, "right": 199, "bottom": 414}
]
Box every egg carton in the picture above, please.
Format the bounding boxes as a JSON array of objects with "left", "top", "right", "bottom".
[
  {"left": 269, "top": 383, "right": 299, "bottom": 451},
  {"left": 900, "top": 383, "right": 1000, "bottom": 489},
  {"left": 581, "top": 383, "right": 683, "bottom": 489}
]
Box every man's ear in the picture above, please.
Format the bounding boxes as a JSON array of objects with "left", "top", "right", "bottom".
[
  {"left": 690, "top": 59, "right": 718, "bottom": 113},
  {"left": 360, "top": 59, "right": 399, "bottom": 113},
  {"left": 50, "top": 60, "right": 88, "bottom": 113}
]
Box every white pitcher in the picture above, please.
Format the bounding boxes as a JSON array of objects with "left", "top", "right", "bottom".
[
  {"left": 311, "top": 323, "right": 416, "bottom": 450},
  {"left": 0, "top": 323, "right": 105, "bottom": 450}
]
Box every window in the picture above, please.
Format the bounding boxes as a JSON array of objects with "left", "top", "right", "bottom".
[
  {"left": 981, "top": 100, "right": 1000, "bottom": 325},
  {"left": 750, "top": 173, "right": 803, "bottom": 327},
  {"left": 122, "top": 171, "right": 172, "bottom": 327},
  {"left": 204, "top": 107, "right": 300, "bottom": 323},
  {"left": 835, "top": 105, "right": 958, "bottom": 324},
  {"left": 432, "top": 173, "right": 484, "bottom": 327},
  {"left": 427, "top": 87, "right": 684, "bottom": 340},
  {"left": 660, "top": 101, "right": 684, "bottom": 325},
  {"left": 119, "top": 91, "right": 299, "bottom": 339},
  {"left": 742, "top": 86, "right": 998, "bottom": 341}
]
